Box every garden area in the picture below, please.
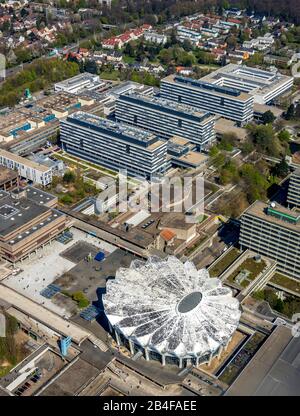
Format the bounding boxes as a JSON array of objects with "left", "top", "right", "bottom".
[
  {"left": 184, "top": 235, "right": 208, "bottom": 257},
  {"left": 50, "top": 169, "right": 98, "bottom": 207},
  {"left": 209, "top": 248, "right": 241, "bottom": 277},
  {"left": 252, "top": 287, "right": 300, "bottom": 319},
  {"left": 219, "top": 332, "right": 266, "bottom": 386},
  {"left": 270, "top": 273, "right": 300, "bottom": 296},
  {"left": 227, "top": 257, "right": 267, "bottom": 288},
  {"left": 0, "top": 313, "right": 29, "bottom": 378},
  {"left": 61, "top": 290, "right": 90, "bottom": 309}
]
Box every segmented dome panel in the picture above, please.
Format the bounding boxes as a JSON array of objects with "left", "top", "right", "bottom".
[{"left": 103, "top": 256, "right": 241, "bottom": 358}]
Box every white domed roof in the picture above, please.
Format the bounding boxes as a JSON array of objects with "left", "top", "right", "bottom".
[{"left": 103, "top": 256, "right": 241, "bottom": 358}]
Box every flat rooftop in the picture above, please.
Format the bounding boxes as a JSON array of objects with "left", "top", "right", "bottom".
[
  {"left": 24, "top": 186, "right": 57, "bottom": 206},
  {"left": 177, "top": 151, "right": 208, "bottom": 166},
  {"left": 0, "top": 190, "right": 63, "bottom": 239},
  {"left": 0, "top": 149, "right": 51, "bottom": 173},
  {"left": 226, "top": 325, "right": 300, "bottom": 396},
  {"left": 65, "top": 111, "right": 165, "bottom": 147},
  {"left": 161, "top": 74, "right": 252, "bottom": 102},
  {"left": 215, "top": 117, "right": 248, "bottom": 140},
  {"left": 0, "top": 285, "right": 90, "bottom": 345},
  {"left": 35, "top": 92, "right": 80, "bottom": 113},
  {"left": 0, "top": 167, "right": 18, "bottom": 184},
  {"left": 119, "top": 91, "right": 213, "bottom": 123},
  {"left": 242, "top": 201, "right": 300, "bottom": 232},
  {"left": 201, "top": 64, "right": 293, "bottom": 96},
  {"left": 55, "top": 72, "right": 104, "bottom": 89}
]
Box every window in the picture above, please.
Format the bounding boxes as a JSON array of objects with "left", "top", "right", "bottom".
[
  {"left": 220, "top": 98, "right": 225, "bottom": 106},
  {"left": 80, "top": 138, "right": 84, "bottom": 148},
  {"left": 126, "top": 145, "right": 130, "bottom": 154},
  {"left": 134, "top": 115, "right": 137, "bottom": 124},
  {"left": 178, "top": 95, "right": 182, "bottom": 103},
  {"left": 178, "top": 119, "right": 182, "bottom": 128}
]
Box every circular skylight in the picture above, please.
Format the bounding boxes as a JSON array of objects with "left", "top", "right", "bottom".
[{"left": 103, "top": 256, "right": 241, "bottom": 358}]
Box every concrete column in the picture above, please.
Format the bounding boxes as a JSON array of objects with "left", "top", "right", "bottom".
[
  {"left": 161, "top": 354, "right": 166, "bottom": 366},
  {"left": 218, "top": 346, "right": 224, "bottom": 359},
  {"left": 179, "top": 357, "right": 183, "bottom": 369},
  {"left": 114, "top": 329, "right": 121, "bottom": 346},
  {"left": 108, "top": 321, "right": 112, "bottom": 333},
  {"left": 128, "top": 339, "right": 134, "bottom": 355},
  {"left": 196, "top": 356, "right": 200, "bottom": 367},
  {"left": 225, "top": 339, "right": 230, "bottom": 351},
  {"left": 208, "top": 352, "right": 213, "bottom": 366},
  {"left": 144, "top": 348, "right": 150, "bottom": 361}
]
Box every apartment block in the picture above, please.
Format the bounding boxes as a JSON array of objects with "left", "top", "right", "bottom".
[
  {"left": 0, "top": 149, "right": 52, "bottom": 186},
  {"left": 115, "top": 92, "right": 216, "bottom": 150},
  {"left": 239, "top": 201, "right": 300, "bottom": 279},
  {"left": 60, "top": 112, "right": 168, "bottom": 178},
  {"left": 160, "top": 74, "right": 254, "bottom": 126},
  {"left": 0, "top": 187, "right": 67, "bottom": 263},
  {"left": 287, "top": 169, "right": 300, "bottom": 209},
  {"left": 201, "top": 64, "right": 293, "bottom": 105}
]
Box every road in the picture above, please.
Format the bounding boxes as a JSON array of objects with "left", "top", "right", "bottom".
[{"left": 2, "top": 42, "right": 80, "bottom": 82}]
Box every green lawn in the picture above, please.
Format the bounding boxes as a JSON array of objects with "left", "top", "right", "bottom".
[
  {"left": 209, "top": 248, "right": 240, "bottom": 277},
  {"left": 227, "top": 258, "right": 266, "bottom": 286},
  {"left": 270, "top": 273, "right": 300, "bottom": 295},
  {"left": 184, "top": 236, "right": 208, "bottom": 256},
  {"left": 123, "top": 56, "right": 136, "bottom": 64},
  {"left": 100, "top": 70, "right": 120, "bottom": 80}
]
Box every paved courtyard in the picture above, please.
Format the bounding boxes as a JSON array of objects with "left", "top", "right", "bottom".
[{"left": 2, "top": 228, "right": 117, "bottom": 317}]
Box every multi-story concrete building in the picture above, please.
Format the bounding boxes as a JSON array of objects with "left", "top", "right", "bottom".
[
  {"left": 287, "top": 168, "right": 300, "bottom": 209},
  {"left": 115, "top": 92, "right": 216, "bottom": 150},
  {"left": 0, "top": 149, "right": 52, "bottom": 186},
  {"left": 143, "top": 31, "right": 167, "bottom": 45},
  {"left": 0, "top": 167, "right": 18, "bottom": 191},
  {"left": 0, "top": 187, "right": 68, "bottom": 263},
  {"left": 60, "top": 112, "right": 168, "bottom": 177},
  {"left": 239, "top": 201, "right": 300, "bottom": 279},
  {"left": 160, "top": 74, "right": 254, "bottom": 126},
  {"left": 201, "top": 64, "right": 293, "bottom": 105},
  {"left": 54, "top": 73, "right": 105, "bottom": 94}
]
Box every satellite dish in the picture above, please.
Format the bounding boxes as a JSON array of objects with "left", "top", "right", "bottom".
[{"left": 270, "top": 202, "right": 276, "bottom": 208}]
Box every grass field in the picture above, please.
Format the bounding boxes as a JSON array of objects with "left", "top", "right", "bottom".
[
  {"left": 227, "top": 258, "right": 266, "bottom": 287},
  {"left": 209, "top": 248, "right": 241, "bottom": 277},
  {"left": 270, "top": 273, "right": 300, "bottom": 295}
]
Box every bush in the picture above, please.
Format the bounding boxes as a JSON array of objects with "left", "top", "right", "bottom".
[
  {"left": 63, "top": 170, "right": 76, "bottom": 183},
  {"left": 59, "top": 194, "right": 73, "bottom": 205},
  {"left": 72, "top": 291, "right": 90, "bottom": 309}
]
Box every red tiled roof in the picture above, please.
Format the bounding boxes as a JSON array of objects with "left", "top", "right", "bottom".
[{"left": 160, "top": 229, "right": 176, "bottom": 242}]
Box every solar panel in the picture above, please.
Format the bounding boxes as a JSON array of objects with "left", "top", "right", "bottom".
[
  {"left": 40, "top": 284, "right": 61, "bottom": 299},
  {"left": 174, "top": 76, "right": 241, "bottom": 97},
  {"left": 80, "top": 305, "right": 101, "bottom": 321}
]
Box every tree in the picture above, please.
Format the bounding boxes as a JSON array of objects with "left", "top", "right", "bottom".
[
  {"left": 170, "top": 28, "right": 177, "bottom": 46},
  {"left": 72, "top": 291, "right": 90, "bottom": 308},
  {"left": 226, "top": 34, "right": 237, "bottom": 49},
  {"left": 285, "top": 104, "right": 295, "bottom": 120},
  {"left": 84, "top": 60, "right": 98, "bottom": 74},
  {"left": 124, "top": 42, "right": 135, "bottom": 58},
  {"left": 272, "top": 158, "right": 289, "bottom": 178},
  {"left": 63, "top": 170, "right": 76, "bottom": 183},
  {"left": 261, "top": 110, "right": 275, "bottom": 125},
  {"left": 209, "top": 146, "right": 219, "bottom": 157},
  {"left": 278, "top": 129, "right": 291, "bottom": 142}
]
